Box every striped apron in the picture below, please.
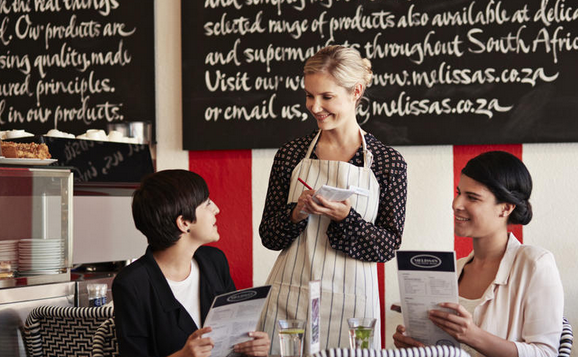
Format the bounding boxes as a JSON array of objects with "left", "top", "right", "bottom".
[{"left": 260, "top": 130, "right": 381, "bottom": 354}]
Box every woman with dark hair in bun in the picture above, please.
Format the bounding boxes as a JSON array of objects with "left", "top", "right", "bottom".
[{"left": 393, "top": 151, "right": 564, "bottom": 357}]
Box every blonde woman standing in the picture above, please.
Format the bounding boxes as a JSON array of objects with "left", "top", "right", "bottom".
[{"left": 259, "top": 45, "right": 407, "bottom": 354}]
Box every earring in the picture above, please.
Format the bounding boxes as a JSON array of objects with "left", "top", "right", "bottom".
[{"left": 186, "top": 229, "right": 190, "bottom": 233}]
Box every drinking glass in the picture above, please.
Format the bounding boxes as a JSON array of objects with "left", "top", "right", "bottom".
[
  {"left": 347, "top": 317, "right": 376, "bottom": 349},
  {"left": 278, "top": 319, "right": 306, "bottom": 357}
]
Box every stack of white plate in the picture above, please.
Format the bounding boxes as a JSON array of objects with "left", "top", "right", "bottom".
[
  {"left": 0, "top": 240, "right": 19, "bottom": 271},
  {"left": 18, "top": 239, "right": 64, "bottom": 274}
]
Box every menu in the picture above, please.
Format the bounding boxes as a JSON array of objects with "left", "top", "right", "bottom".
[
  {"left": 203, "top": 285, "right": 271, "bottom": 357},
  {"left": 396, "top": 251, "right": 459, "bottom": 347}
]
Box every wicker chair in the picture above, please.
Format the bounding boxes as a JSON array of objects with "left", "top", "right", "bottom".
[
  {"left": 558, "top": 317, "right": 573, "bottom": 357},
  {"left": 91, "top": 318, "right": 119, "bottom": 357},
  {"left": 22, "top": 305, "right": 114, "bottom": 357},
  {"left": 313, "top": 346, "right": 471, "bottom": 357}
]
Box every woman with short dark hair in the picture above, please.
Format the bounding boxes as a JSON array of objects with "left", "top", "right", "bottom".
[
  {"left": 393, "top": 151, "right": 564, "bottom": 357},
  {"left": 113, "top": 170, "right": 270, "bottom": 357}
]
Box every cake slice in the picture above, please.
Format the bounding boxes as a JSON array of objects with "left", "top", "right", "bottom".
[{"left": 0, "top": 142, "right": 52, "bottom": 159}]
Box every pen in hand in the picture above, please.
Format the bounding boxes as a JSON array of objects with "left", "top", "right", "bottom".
[{"left": 298, "top": 178, "right": 313, "bottom": 190}]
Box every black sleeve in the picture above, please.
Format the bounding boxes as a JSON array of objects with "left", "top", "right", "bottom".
[
  {"left": 112, "top": 271, "right": 151, "bottom": 357},
  {"left": 259, "top": 137, "right": 311, "bottom": 250}
]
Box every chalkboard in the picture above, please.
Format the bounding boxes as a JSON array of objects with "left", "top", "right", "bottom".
[
  {"left": 0, "top": 0, "right": 155, "bottom": 139},
  {"left": 182, "top": 0, "right": 578, "bottom": 150}
]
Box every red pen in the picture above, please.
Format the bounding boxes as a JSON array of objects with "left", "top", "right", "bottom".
[{"left": 298, "top": 178, "right": 313, "bottom": 190}]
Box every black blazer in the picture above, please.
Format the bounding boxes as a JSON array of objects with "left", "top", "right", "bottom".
[{"left": 112, "top": 246, "right": 236, "bottom": 357}]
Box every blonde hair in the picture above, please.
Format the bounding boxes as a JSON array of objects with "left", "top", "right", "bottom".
[{"left": 304, "top": 45, "right": 373, "bottom": 106}]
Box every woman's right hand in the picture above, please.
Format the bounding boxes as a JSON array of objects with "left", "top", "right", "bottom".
[
  {"left": 177, "top": 327, "right": 214, "bottom": 357},
  {"left": 291, "top": 190, "right": 315, "bottom": 223},
  {"left": 392, "top": 325, "right": 425, "bottom": 349}
]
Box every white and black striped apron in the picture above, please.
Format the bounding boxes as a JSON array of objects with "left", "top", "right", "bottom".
[{"left": 260, "top": 130, "right": 381, "bottom": 354}]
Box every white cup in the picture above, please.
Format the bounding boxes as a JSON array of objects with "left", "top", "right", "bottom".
[
  {"left": 6, "top": 130, "right": 33, "bottom": 139},
  {"left": 86, "top": 129, "right": 107, "bottom": 141}
]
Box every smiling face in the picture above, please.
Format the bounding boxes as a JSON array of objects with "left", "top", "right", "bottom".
[
  {"left": 452, "top": 174, "right": 510, "bottom": 240},
  {"left": 188, "top": 198, "right": 220, "bottom": 244},
  {"left": 304, "top": 72, "right": 360, "bottom": 131}
]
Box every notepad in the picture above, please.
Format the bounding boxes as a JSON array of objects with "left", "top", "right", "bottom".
[{"left": 312, "top": 184, "right": 370, "bottom": 203}]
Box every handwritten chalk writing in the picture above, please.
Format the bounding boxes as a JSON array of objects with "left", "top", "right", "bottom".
[
  {"left": 310, "top": 11, "right": 328, "bottom": 38},
  {"left": 396, "top": 4, "right": 429, "bottom": 28},
  {"left": 409, "top": 62, "right": 559, "bottom": 87},
  {"left": 204, "top": 106, "right": 222, "bottom": 121},
  {"left": 245, "top": 0, "right": 306, "bottom": 16},
  {"left": 205, "top": 70, "right": 252, "bottom": 91},
  {"left": 102, "top": 21, "right": 135, "bottom": 37},
  {"left": 102, "top": 150, "right": 123, "bottom": 175},
  {"left": 62, "top": 138, "right": 95, "bottom": 161},
  {"left": 35, "top": 70, "right": 113, "bottom": 105},
  {"left": 15, "top": 14, "right": 42, "bottom": 40},
  {"left": 284, "top": 75, "right": 303, "bottom": 90},
  {"left": 468, "top": 27, "right": 531, "bottom": 54},
  {"left": 532, "top": 26, "right": 578, "bottom": 63},
  {"left": 281, "top": 103, "right": 304, "bottom": 120},
  {"left": 34, "top": 0, "right": 62, "bottom": 12},
  {"left": 534, "top": 0, "right": 578, "bottom": 27},
  {"left": 0, "top": 52, "right": 31, "bottom": 74},
  {"left": 26, "top": 106, "right": 52, "bottom": 123},
  {"left": 44, "top": 15, "right": 101, "bottom": 49},
  {"left": 371, "top": 92, "right": 513, "bottom": 119},
  {"left": 204, "top": 0, "right": 243, "bottom": 10},
  {"left": 204, "top": 96, "right": 279, "bottom": 121},
  {"left": 53, "top": 96, "right": 122, "bottom": 126},
  {"left": 33, "top": 40, "right": 131, "bottom": 78},
  {"left": 72, "top": 161, "right": 99, "bottom": 182},
  {"left": 431, "top": 1, "right": 523, "bottom": 27},
  {"left": 363, "top": 31, "right": 464, "bottom": 65},
  {"left": 203, "top": 11, "right": 265, "bottom": 36},
  {"left": 62, "top": 0, "right": 120, "bottom": 17},
  {"left": 222, "top": 93, "right": 277, "bottom": 120},
  {"left": 0, "top": 0, "right": 32, "bottom": 14},
  {"left": 268, "top": 17, "right": 308, "bottom": 39},
  {"left": 328, "top": 6, "right": 396, "bottom": 41},
  {"left": 0, "top": 74, "right": 31, "bottom": 96},
  {"left": 243, "top": 44, "right": 318, "bottom": 72},
  {"left": 373, "top": 70, "right": 411, "bottom": 87},
  {"left": 0, "top": 17, "right": 10, "bottom": 45},
  {"left": 205, "top": 38, "right": 241, "bottom": 66},
  {"left": 254, "top": 75, "right": 283, "bottom": 90},
  {"left": 0, "top": 100, "right": 24, "bottom": 123}
]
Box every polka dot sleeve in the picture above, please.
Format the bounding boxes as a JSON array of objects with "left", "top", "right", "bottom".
[{"left": 258, "top": 134, "right": 315, "bottom": 250}]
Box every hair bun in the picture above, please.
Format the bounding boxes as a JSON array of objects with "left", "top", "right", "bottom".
[{"left": 511, "top": 200, "right": 533, "bottom": 225}]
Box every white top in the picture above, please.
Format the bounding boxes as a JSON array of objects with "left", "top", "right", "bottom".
[
  {"left": 456, "top": 233, "right": 564, "bottom": 357},
  {"left": 167, "top": 259, "right": 201, "bottom": 326},
  {"left": 459, "top": 296, "right": 483, "bottom": 357}
]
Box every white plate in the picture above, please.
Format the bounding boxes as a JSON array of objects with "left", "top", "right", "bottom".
[{"left": 0, "top": 158, "right": 57, "bottom": 165}]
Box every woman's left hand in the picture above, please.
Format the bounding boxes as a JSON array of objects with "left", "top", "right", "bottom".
[
  {"left": 428, "top": 302, "right": 482, "bottom": 346},
  {"left": 233, "top": 331, "right": 270, "bottom": 356},
  {"left": 305, "top": 195, "right": 351, "bottom": 222}
]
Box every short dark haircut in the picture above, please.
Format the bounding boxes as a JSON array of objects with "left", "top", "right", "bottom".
[
  {"left": 132, "top": 170, "right": 209, "bottom": 251},
  {"left": 462, "top": 151, "right": 533, "bottom": 225}
]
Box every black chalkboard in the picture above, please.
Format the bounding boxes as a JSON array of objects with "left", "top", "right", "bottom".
[
  {"left": 0, "top": 0, "right": 155, "bottom": 139},
  {"left": 182, "top": 0, "right": 578, "bottom": 149}
]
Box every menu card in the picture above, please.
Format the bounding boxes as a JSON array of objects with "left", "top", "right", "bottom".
[
  {"left": 203, "top": 285, "right": 271, "bottom": 357},
  {"left": 396, "top": 251, "right": 459, "bottom": 347},
  {"left": 308, "top": 280, "right": 321, "bottom": 355}
]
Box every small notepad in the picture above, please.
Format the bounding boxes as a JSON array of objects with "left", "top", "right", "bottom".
[{"left": 312, "top": 185, "right": 369, "bottom": 203}]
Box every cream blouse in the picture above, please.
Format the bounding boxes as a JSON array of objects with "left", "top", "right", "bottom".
[{"left": 456, "top": 234, "right": 564, "bottom": 357}]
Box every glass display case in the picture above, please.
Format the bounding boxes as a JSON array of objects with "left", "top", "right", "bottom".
[{"left": 0, "top": 166, "right": 73, "bottom": 288}]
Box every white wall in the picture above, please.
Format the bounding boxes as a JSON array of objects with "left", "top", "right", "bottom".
[{"left": 155, "top": 1, "right": 577, "bottom": 353}]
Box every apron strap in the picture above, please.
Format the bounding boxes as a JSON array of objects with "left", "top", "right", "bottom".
[{"left": 307, "top": 129, "right": 373, "bottom": 168}]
